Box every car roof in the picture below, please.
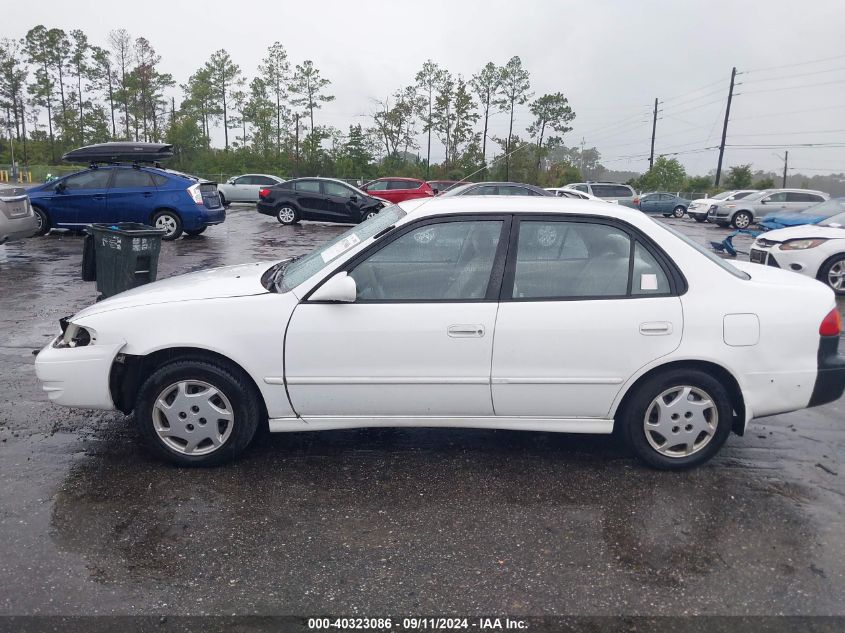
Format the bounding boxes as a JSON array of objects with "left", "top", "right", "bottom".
[
  {"left": 371, "top": 176, "right": 422, "bottom": 182},
  {"left": 396, "top": 195, "right": 645, "bottom": 219}
]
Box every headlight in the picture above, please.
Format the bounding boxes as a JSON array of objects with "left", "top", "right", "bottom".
[
  {"left": 53, "top": 321, "right": 96, "bottom": 348},
  {"left": 708, "top": 205, "right": 718, "bottom": 211},
  {"left": 780, "top": 238, "right": 828, "bottom": 251},
  {"left": 725, "top": 204, "right": 736, "bottom": 209}
]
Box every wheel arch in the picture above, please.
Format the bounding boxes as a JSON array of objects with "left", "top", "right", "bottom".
[
  {"left": 815, "top": 251, "right": 845, "bottom": 281},
  {"left": 149, "top": 206, "right": 182, "bottom": 224},
  {"left": 612, "top": 359, "right": 747, "bottom": 436},
  {"left": 110, "top": 346, "right": 268, "bottom": 424}
]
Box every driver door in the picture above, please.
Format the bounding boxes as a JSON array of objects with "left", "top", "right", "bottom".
[{"left": 284, "top": 216, "right": 509, "bottom": 418}]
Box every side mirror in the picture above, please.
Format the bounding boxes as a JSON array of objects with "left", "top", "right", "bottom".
[
  {"left": 760, "top": 199, "right": 768, "bottom": 204},
  {"left": 55, "top": 181, "right": 66, "bottom": 193},
  {"left": 227, "top": 178, "right": 236, "bottom": 184},
  {"left": 349, "top": 194, "right": 359, "bottom": 202},
  {"left": 310, "top": 272, "right": 357, "bottom": 303}
]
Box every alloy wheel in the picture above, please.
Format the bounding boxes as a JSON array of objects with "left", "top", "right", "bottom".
[
  {"left": 673, "top": 206, "right": 685, "bottom": 218},
  {"left": 152, "top": 380, "right": 234, "bottom": 456},
  {"left": 155, "top": 214, "right": 178, "bottom": 237},
  {"left": 828, "top": 260, "right": 845, "bottom": 291},
  {"left": 278, "top": 207, "right": 296, "bottom": 223},
  {"left": 734, "top": 213, "right": 751, "bottom": 229},
  {"left": 643, "top": 385, "right": 718, "bottom": 458}
]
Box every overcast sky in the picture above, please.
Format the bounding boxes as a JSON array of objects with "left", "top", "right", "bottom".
[{"left": 6, "top": 0, "right": 845, "bottom": 176}]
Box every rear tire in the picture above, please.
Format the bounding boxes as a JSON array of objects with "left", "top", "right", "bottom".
[
  {"left": 135, "top": 359, "right": 260, "bottom": 466},
  {"left": 694, "top": 216, "right": 706, "bottom": 223},
  {"left": 619, "top": 369, "right": 733, "bottom": 470},
  {"left": 276, "top": 205, "right": 299, "bottom": 225},
  {"left": 32, "top": 205, "right": 51, "bottom": 236},
  {"left": 731, "top": 211, "right": 753, "bottom": 229},
  {"left": 152, "top": 210, "right": 183, "bottom": 240},
  {"left": 218, "top": 192, "right": 228, "bottom": 207},
  {"left": 818, "top": 254, "right": 845, "bottom": 296},
  {"left": 672, "top": 205, "right": 686, "bottom": 218}
]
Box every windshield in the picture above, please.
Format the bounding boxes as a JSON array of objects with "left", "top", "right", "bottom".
[
  {"left": 659, "top": 222, "right": 751, "bottom": 280},
  {"left": 821, "top": 210, "right": 845, "bottom": 227},
  {"left": 710, "top": 191, "right": 734, "bottom": 201},
  {"left": 735, "top": 190, "right": 770, "bottom": 203},
  {"left": 278, "top": 204, "right": 406, "bottom": 292},
  {"left": 801, "top": 198, "right": 845, "bottom": 218},
  {"left": 439, "top": 183, "right": 475, "bottom": 197}
]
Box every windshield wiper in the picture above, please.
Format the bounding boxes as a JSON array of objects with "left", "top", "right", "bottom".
[{"left": 271, "top": 254, "right": 304, "bottom": 291}]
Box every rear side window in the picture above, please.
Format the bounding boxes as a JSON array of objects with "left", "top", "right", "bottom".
[
  {"left": 151, "top": 173, "right": 170, "bottom": 186},
  {"left": 787, "top": 192, "right": 823, "bottom": 203},
  {"left": 512, "top": 221, "right": 632, "bottom": 299},
  {"left": 324, "top": 181, "right": 351, "bottom": 197},
  {"left": 111, "top": 169, "right": 155, "bottom": 188},
  {"left": 631, "top": 243, "right": 670, "bottom": 295},
  {"left": 388, "top": 180, "right": 417, "bottom": 190},
  {"left": 572, "top": 184, "right": 588, "bottom": 192},
  {"left": 295, "top": 180, "right": 321, "bottom": 193},
  {"left": 254, "top": 176, "right": 278, "bottom": 186}
]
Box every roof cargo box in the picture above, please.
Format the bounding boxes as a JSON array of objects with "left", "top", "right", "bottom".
[{"left": 62, "top": 142, "right": 174, "bottom": 164}]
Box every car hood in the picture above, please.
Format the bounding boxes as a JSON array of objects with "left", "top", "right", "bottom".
[
  {"left": 733, "top": 260, "right": 833, "bottom": 289},
  {"left": 73, "top": 261, "right": 276, "bottom": 319},
  {"left": 758, "top": 212, "right": 825, "bottom": 229},
  {"left": 753, "top": 225, "right": 845, "bottom": 243}
]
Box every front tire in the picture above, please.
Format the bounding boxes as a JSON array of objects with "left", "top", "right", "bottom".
[
  {"left": 361, "top": 209, "right": 379, "bottom": 223},
  {"left": 135, "top": 359, "right": 261, "bottom": 466},
  {"left": 185, "top": 226, "right": 207, "bottom": 236},
  {"left": 218, "top": 191, "right": 228, "bottom": 207},
  {"left": 152, "top": 210, "right": 183, "bottom": 240},
  {"left": 672, "top": 205, "right": 686, "bottom": 218},
  {"left": 619, "top": 369, "right": 733, "bottom": 470},
  {"left": 694, "top": 216, "right": 706, "bottom": 223},
  {"left": 32, "top": 205, "right": 51, "bottom": 236},
  {"left": 732, "top": 211, "right": 753, "bottom": 229},
  {"left": 276, "top": 205, "right": 299, "bottom": 225},
  {"left": 818, "top": 254, "right": 845, "bottom": 296}
]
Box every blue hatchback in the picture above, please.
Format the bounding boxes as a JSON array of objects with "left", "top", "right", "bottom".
[{"left": 27, "top": 165, "right": 225, "bottom": 240}]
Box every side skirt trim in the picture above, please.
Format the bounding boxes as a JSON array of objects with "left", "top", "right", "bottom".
[{"left": 268, "top": 416, "right": 614, "bottom": 434}]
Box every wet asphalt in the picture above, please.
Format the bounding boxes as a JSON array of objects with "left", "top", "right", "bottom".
[{"left": 0, "top": 206, "right": 843, "bottom": 617}]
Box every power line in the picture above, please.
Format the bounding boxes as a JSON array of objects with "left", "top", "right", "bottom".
[
  {"left": 740, "top": 78, "right": 845, "bottom": 95},
  {"left": 728, "top": 128, "right": 845, "bottom": 138},
  {"left": 744, "top": 53, "right": 845, "bottom": 74},
  {"left": 742, "top": 65, "right": 845, "bottom": 85},
  {"left": 731, "top": 104, "right": 845, "bottom": 121}
]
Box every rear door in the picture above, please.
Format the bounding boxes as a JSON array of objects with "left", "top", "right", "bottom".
[
  {"left": 106, "top": 167, "right": 158, "bottom": 224},
  {"left": 293, "top": 180, "right": 327, "bottom": 219},
  {"left": 491, "top": 217, "right": 683, "bottom": 418},
  {"left": 786, "top": 192, "right": 825, "bottom": 212},
  {"left": 53, "top": 168, "right": 113, "bottom": 227}
]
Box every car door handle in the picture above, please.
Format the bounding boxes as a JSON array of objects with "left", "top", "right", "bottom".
[
  {"left": 448, "top": 324, "right": 485, "bottom": 338},
  {"left": 640, "top": 322, "right": 673, "bottom": 335},
  {"left": 92, "top": 194, "right": 106, "bottom": 201},
  {"left": 143, "top": 192, "right": 153, "bottom": 198}
]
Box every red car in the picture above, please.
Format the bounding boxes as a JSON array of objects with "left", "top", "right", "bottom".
[{"left": 361, "top": 177, "right": 434, "bottom": 204}]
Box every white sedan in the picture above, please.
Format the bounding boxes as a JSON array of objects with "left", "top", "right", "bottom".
[
  {"left": 35, "top": 197, "right": 845, "bottom": 469},
  {"left": 750, "top": 211, "right": 845, "bottom": 295},
  {"left": 217, "top": 174, "right": 284, "bottom": 204},
  {"left": 545, "top": 187, "right": 611, "bottom": 202}
]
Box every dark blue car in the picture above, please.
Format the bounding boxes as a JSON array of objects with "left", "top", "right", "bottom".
[
  {"left": 28, "top": 164, "right": 225, "bottom": 240},
  {"left": 758, "top": 197, "right": 845, "bottom": 231}
]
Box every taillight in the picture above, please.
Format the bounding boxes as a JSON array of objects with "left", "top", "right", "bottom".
[
  {"left": 187, "top": 183, "right": 203, "bottom": 204},
  {"left": 820, "top": 308, "right": 842, "bottom": 337},
  {"left": 259, "top": 188, "right": 271, "bottom": 199},
  {"left": 633, "top": 198, "right": 640, "bottom": 205}
]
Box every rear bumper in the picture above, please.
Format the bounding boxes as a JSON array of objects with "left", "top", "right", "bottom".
[
  {"left": 808, "top": 335, "right": 845, "bottom": 407},
  {"left": 257, "top": 201, "right": 276, "bottom": 216},
  {"left": 0, "top": 214, "right": 39, "bottom": 243},
  {"left": 182, "top": 205, "right": 226, "bottom": 230}
]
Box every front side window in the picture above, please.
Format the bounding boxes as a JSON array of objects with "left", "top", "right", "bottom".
[
  {"left": 234, "top": 176, "right": 253, "bottom": 185},
  {"left": 324, "top": 181, "right": 352, "bottom": 197},
  {"left": 765, "top": 192, "right": 787, "bottom": 203},
  {"left": 512, "top": 221, "right": 631, "bottom": 299},
  {"left": 281, "top": 205, "right": 407, "bottom": 292},
  {"left": 295, "top": 180, "right": 321, "bottom": 193},
  {"left": 62, "top": 169, "right": 112, "bottom": 190},
  {"left": 111, "top": 169, "right": 155, "bottom": 188},
  {"left": 349, "top": 220, "right": 503, "bottom": 301},
  {"left": 365, "top": 180, "right": 389, "bottom": 191},
  {"left": 572, "top": 184, "right": 588, "bottom": 192}
]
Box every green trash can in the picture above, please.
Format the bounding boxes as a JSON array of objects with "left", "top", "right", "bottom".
[{"left": 86, "top": 223, "right": 166, "bottom": 298}]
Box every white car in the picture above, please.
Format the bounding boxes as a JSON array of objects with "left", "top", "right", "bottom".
[
  {"left": 35, "top": 197, "right": 845, "bottom": 469},
  {"left": 686, "top": 190, "right": 757, "bottom": 223},
  {"left": 544, "top": 187, "right": 612, "bottom": 203},
  {"left": 218, "top": 174, "right": 284, "bottom": 204},
  {"left": 750, "top": 210, "right": 845, "bottom": 295}
]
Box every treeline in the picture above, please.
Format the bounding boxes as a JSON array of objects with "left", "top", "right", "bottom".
[{"left": 0, "top": 26, "right": 599, "bottom": 184}]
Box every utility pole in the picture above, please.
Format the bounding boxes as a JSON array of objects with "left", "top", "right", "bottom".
[
  {"left": 782, "top": 150, "right": 788, "bottom": 187},
  {"left": 649, "top": 98, "right": 658, "bottom": 169},
  {"left": 714, "top": 67, "right": 737, "bottom": 187},
  {"left": 294, "top": 113, "right": 300, "bottom": 177}
]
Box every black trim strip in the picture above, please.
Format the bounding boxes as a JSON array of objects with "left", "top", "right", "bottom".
[{"left": 808, "top": 335, "right": 845, "bottom": 408}]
